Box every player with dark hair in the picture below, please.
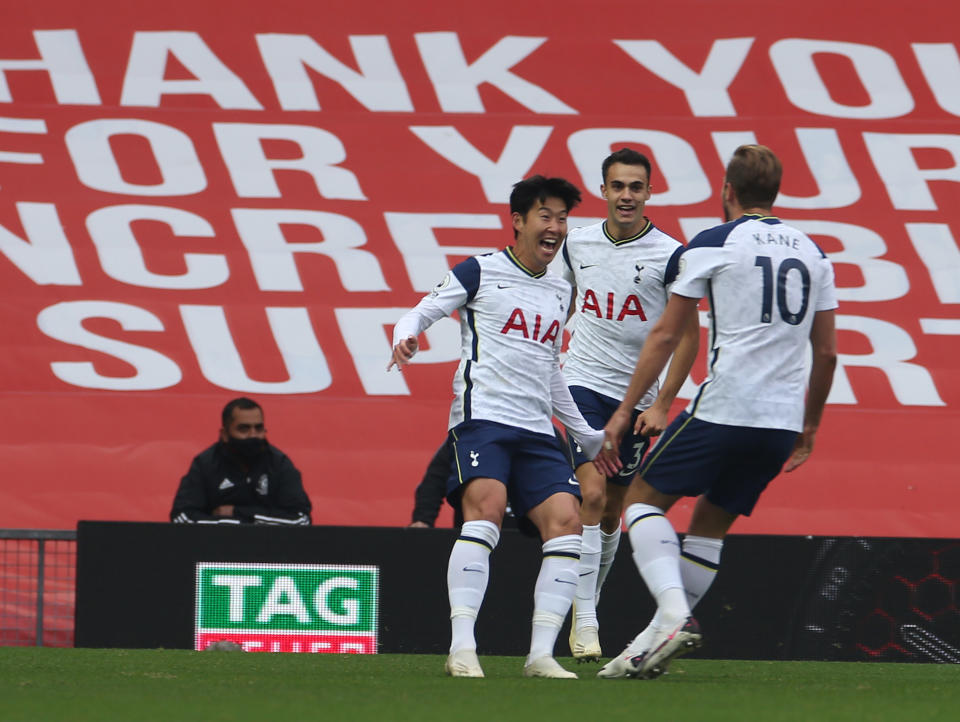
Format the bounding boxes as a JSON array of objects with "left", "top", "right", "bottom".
[
  {"left": 559, "top": 148, "right": 699, "bottom": 661},
  {"left": 594, "top": 145, "right": 837, "bottom": 679},
  {"left": 390, "top": 175, "right": 612, "bottom": 679},
  {"left": 171, "top": 397, "right": 312, "bottom": 525}
]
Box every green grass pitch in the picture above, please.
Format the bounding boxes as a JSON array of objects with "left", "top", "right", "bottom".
[{"left": 3, "top": 648, "right": 959, "bottom": 722}]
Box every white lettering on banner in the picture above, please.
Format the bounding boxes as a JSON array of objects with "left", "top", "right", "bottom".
[
  {"left": 613, "top": 38, "right": 754, "bottom": 117},
  {"left": 568, "top": 128, "right": 711, "bottom": 204},
  {"left": 256, "top": 577, "right": 311, "bottom": 624},
  {"left": 770, "top": 39, "right": 914, "bottom": 119},
  {"left": 65, "top": 119, "right": 207, "bottom": 196},
  {"left": 86, "top": 205, "right": 226, "bottom": 289},
  {"left": 36, "top": 301, "right": 181, "bottom": 390},
  {"left": 0, "top": 202, "right": 81, "bottom": 285},
  {"left": 231, "top": 208, "right": 388, "bottom": 292},
  {"left": 912, "top": 43, "right": 960, "bottom": 117},
  {"left": 0, "top": 117, "right": 47, "bottom": 170},
  {"left": 314, "top": 578, "right": 359, "bottom": 625},
  {"left": 864, "top": 132, "right": 960, "bottom": 211},
  {"left": 120, "top": 32, "right": 262, "bottom": 109},
  {"left": 712, "top": 129, "right": 861, "bottom": 209},
  {"left": 414, "top": 32, "right": 576, "bottom": 114},
  {"left": 921, "top": 318, "right": 960, "bottom": 336},
  {"left": 384, "top": 212, "right": 500, "bottom": 292},
  {"left": 256, "top": 34, "right": 413, "bottom": 112},
  {"left": 787, "top": 219, "right": 909, "bottom": 302},
  {"left": 0, "top": 30, "right": 100, "bottom": 105},
  {"left": 409, "top": 126, "right": 552, "bottom": 203},
  {"left": 335, "top": 308, "right": 460, "bottom": 394},
  {"left": 906, "top": 223, "right": 960, "bottom": 303},
  {"left": 30, "top": 301, "right": 951, "bottom": 406},
  {"left": 180, "top": 305, "right": 332, "bottom": 394},
  {"left": 829, "top": 315, "right": 945, "bottom": 406},
  {"left": 211, "top": 575, "right": 261, "bottom": 622},
  {"left": 213, "top": 122, "right": 366, "bottom": 199},
  {"left": 682, "top": 216, "right": 912, "bottom": 302},
  {"left": 672, "top": 313, "right": 948, "bottom": 406}
]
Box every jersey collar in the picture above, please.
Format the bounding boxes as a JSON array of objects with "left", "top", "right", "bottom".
[
  {"left": 503, "top": 247, "right": 547, "bottom": 277},
  {"left": 602, "top": 218, "right": 653, "bottom": 245}
]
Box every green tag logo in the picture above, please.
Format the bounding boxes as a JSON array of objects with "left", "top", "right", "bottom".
[{"left": 195, "top": 563, "right": 378, "bottom": 653}]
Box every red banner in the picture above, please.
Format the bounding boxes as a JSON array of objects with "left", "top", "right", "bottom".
[{"left": 1, "top": 0, "right": 958, "bottom": 536}]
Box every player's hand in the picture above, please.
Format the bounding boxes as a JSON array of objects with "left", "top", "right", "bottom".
[
  {"left": 784, "top": 429, "right": 815, "bottom": 472},
  {"left": 408, "top": 521, "right": 431, "bottom": 529},
  {"left": 634, "top": 404, "right": 668, "bottom": 437},
  {"left": 212, "top": 505, "right": 234, "bottom": 517},
  {"left": 387, "top": 335, "right": 419, "bottom": 371},
  {"left": 594, "top": 409, "right": 629, "bottom": 476}
]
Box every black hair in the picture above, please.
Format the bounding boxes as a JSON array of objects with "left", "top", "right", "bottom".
[
  {"left": 509, "top": 175, "right": 582, "bottom": 217},
  {"left": 221, "top": 397, "right": 262, "bottom": 428},
  {"left": 602, "top": 147, "right": 652, "bottom": 185}
]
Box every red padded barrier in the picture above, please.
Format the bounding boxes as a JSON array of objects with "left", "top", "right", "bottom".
[{"left": 1, "top": 0, "right": 957, "bottom": 535}]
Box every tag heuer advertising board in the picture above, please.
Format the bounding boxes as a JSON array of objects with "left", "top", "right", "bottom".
[{"left": 195, "top": 563, "right": 379, "bottom": 653}]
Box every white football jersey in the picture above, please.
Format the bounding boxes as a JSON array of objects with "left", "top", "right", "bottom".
[
  {"left": 560, "top": 219, "right": 684, "bottom": 408},
  {"left": 393, "top": 248, "right": 572, "bottom": 436},
  {"left": 673, "top": 214, "right": 838, "bottom": 431}
]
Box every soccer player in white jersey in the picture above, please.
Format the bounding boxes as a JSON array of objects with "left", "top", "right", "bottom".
[
  {"left": 559, "top": 148, "right": 700, "bottom": 662},
  {"left": 389, "top": 175, "right": 612, "bottom": 679},
  {"left": 594, "top": 145, "right": 838, "bottom": 679}
]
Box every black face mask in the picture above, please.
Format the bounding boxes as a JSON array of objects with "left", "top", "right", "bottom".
[{"left": 226, "top": 436, "right": 266, "bottom": 462}]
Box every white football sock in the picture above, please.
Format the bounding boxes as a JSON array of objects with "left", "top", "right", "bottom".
[
  {"left": 447, "top": 520, "right": 499, "bottom": 654},
  {"left": 527, "top": 534, "right": 581, "bottom": 665},
  {"left": 595, "top": 526, "right": 621, "bottom": 604},
  {"left": 573, "top": 524, "right": 601, "bottom": 631},
  {"left": 625, "top": 502, "right": 689, "bottom": 628},
  {"left": 649, "top": 534, "right": 724, "bottom": 631},
  {"left": 680, "top": 534, "right": 723, "bottom": 608}
]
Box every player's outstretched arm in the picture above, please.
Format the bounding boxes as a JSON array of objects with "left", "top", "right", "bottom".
[
  {"left": 785, "top": 309, "right": 837, "bottom": 472},
  {"left": 635, "top": 306, "right": 700, "bottom": 437}
]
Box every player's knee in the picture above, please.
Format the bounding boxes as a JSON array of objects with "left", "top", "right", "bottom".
[{"left": 579, "top": 483, "right": 605, "bottom": 514}]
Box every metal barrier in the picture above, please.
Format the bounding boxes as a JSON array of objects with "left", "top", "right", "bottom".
[{"left": 0, "top": 529, "right": 76, "bottom": 647}]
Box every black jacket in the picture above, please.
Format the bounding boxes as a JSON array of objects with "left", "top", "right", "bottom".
[
  {"left": 170, "top": 441, "right": 312, "bottom": 525},
  {"left": 411, "top": 441, "right": 463, "bottom": 527}
]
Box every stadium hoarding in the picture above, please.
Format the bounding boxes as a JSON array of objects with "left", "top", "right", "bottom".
[
  {"left": 76, "top": 522, "right": 960, "bottom": 663},
  {"left": 194, "top": 562, "right": 378, "bottom": 654},
  {"left": 1, "top": 0, "right": 959, "bottom": 536}
]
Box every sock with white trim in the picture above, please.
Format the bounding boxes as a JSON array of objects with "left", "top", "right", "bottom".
[
  {"left": 447, "top": 520, "right": 500, "bottom": 654},
  {"left": 527, "top": 534, "right": 581, "bottom": 665}
]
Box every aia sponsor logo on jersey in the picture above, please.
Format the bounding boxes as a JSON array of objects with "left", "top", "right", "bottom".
[
  {"left": 580, "top": 290, "right": 647, "bottom": 321},
  {"left": 500, "top": 308, "right": 561, "bottom": 343}
]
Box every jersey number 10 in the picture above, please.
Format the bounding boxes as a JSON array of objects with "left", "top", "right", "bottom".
[{"left": 754, "top": 256, "right": 811, "bottom": 326}]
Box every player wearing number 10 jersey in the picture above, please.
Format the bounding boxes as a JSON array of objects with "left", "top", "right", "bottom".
[{"left": 595, "top": 144, "right": 838, "bottom": 680}]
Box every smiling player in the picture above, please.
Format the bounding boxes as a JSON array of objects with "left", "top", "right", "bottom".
[{"left": 389, "top": 175, "right": 612, "bottom": 679}]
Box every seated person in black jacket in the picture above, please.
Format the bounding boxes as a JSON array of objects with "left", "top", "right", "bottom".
[{"left": 170, "top": 397, "right": 312, "bottom": 525}]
